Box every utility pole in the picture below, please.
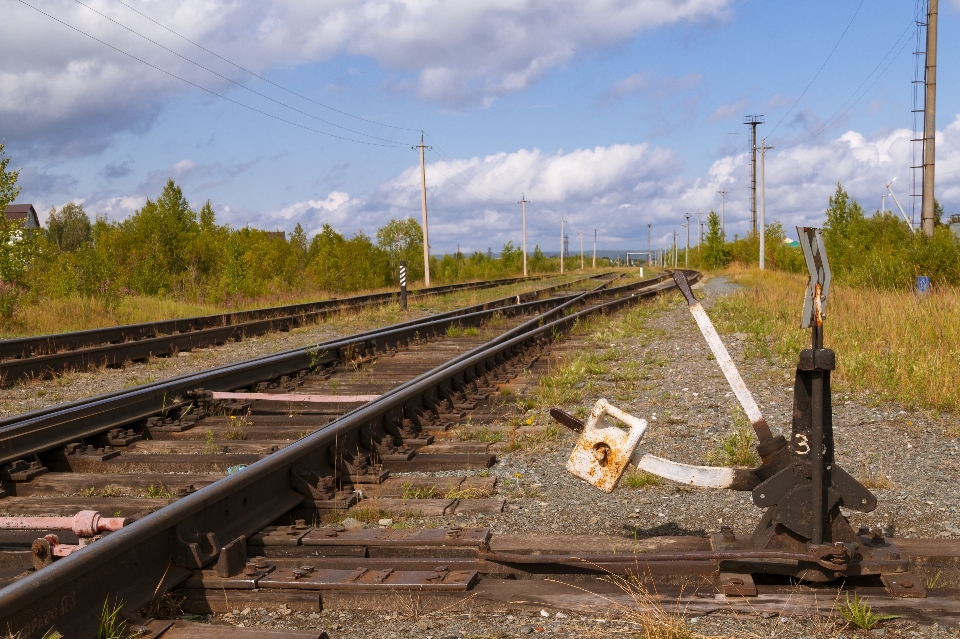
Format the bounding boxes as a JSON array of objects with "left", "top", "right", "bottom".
[
  {"left": 592, "top": 229, "right": 596, "bottom": 269},
  {"left": 414, "top": 133, "right": 432, "bottom": 286},
  {"left": 717, "top": 187, "right": 728, "bottom": 234},
  {"left": 519, "top": 194, "right": 529, "bottom": 277},
  {"left": 560, "top": 218, "right": 564, "bottom": 274},
  {"left": 759, "top": 138, "right": 774, "bottom": 269},
  {"left": 695, "top": 210, "right": 703, "bottom": 248},
  {"left": 683, "top": 213, "right": 690, "bottom": 267},
  {"left": 578, "top": 231, "right": 584, "bottom": 269},
  {"left": 921, "top": 0, "right": 938, "bottom": 237},
  {"left": 744, "top": 115, "right": 764, "bottom": 236},
  {"left": 881, "top": 193, "right": 886, "bottom": 214},
  {"left": 647, "top": 223, "right": 651, "bottom": 266},
  {"left": 673, "top": 231, "right": 678, "bottom": 267}
]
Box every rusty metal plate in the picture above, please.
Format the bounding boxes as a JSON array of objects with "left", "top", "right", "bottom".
[
  {"left": 250, "top": 525, "right": 313, "bottom": 546},
  {"left": 302, "top": 527, "right": 490, "bottom": 547},
  {"left": 881, "top": 572, "right": 927, "bottom": 598},
  {"left": 720, "top": 572, "right": 757, "bottom": 597},
  {"left": 258, "top": 566, "right": 477, "bottom": 591}
]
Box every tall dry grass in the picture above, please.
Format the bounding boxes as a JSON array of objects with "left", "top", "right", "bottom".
[
  {"left": 1, "top": 274, "right": 586, "bottom": 339},
  {"left": 713, "top": 266, "right": 960, "bottom": 412}
]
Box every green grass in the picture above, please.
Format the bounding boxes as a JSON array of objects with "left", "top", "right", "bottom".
[
  {"left": 400, "top": 483, "right": 438, "bottom": 499},
  {"left": 706, "top": 409, "right": 760, "bottom": 467},
  {"left": 97, "top": 598, "right": 129, "bottom": 639},
  {"left": 143, "top": 483, "right": 175, "bottom": 499},
  {"left": 836, "top": 592, "right": 899, "bottom": 630},
  {"left": 622, "top": 468, "right": 664, "bottom": 489},
  {"left": 454, "top": 425, "right": 504, "bottom": 443}
]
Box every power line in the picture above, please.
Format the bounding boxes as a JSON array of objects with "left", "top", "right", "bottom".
[
  {"left": 109, "top": 0, "right": 417, "bottom": 132},
  {"left": 71, "top": 0, "right": 404, "bottom": 145},
  {"left": 768, "top": 0, "right": 866, "bottom": 137},
  {"left": 777, "top": 20, "right": 914, "bottom": 150},
  {"left": 15, "top": 0, "right": 407, "bottom": 147}
]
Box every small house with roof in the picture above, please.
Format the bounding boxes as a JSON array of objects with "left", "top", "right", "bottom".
[{"left": 4, "top": 204, "right": 40, "bottom": 229}]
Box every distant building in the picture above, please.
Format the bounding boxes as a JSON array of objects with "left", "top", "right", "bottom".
[
  {"left": 949, "top": 214, "right": 960, "bottom": 239},
  {"left": 4, "top": 204, "right": 40, "bottom": 229}
]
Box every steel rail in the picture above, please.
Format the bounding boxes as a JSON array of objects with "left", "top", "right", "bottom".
[
  {"left": 0, "top": 274, "right": 589, "bottom": 385},
  {"left": 0, "top": 292, "right": 582, "bottom": 468},
  {"left": 0, "top": 274, "right": 556, "bottom": 361},
  {"left": 0, "top": 271, "right": 631, "bottom": 438},
  {"left": 0, "top": 270, "right": 694, "bottom": 638},
  {"left": 0, "top": 271, "right": 637, "bottom": 467}
]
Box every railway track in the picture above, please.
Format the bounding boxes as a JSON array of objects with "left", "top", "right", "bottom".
[
  {"left": 0, "top": 268, "right": 956, "bottom": 639},
  {"left": 0, "top": 274, "right": 560, "bottom": 386}
]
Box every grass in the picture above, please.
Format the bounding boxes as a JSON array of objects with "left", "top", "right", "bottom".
[
  {"left": 835, "top": 592, "right": 899, "bottom": 630},
  {"left": 143, "top": 483, "right": 175, "bottom": 499},
  {"left": 97, "top": 598, "right": 131, "bottom": 639},
  {"left": 2, "top": 274, "right": 579, "bottom": 339},
  {"left": 504, "top": 423, "right": 563, "bottom": 452},
  {"left": 859, "top": 453, "right": 893, "bottom": 489},
  {"left": 81, "top": 485, "right": 124, "bottom": 498},
  {"left": 706, "top": 409, "right": 760, "bottom": 467},
  {"left": 713, "top": 266, "right": 960, "bottom": 413},
  {"left": 622, "top": 468, "right": 664, "bottom": 489},
  {"left": 445, "top": 323, "right": 480, "bottom": 337},
  {"left": 453, "top": 425, "right": 504, "bottom": 443},
  {"left": 401, "top": 483, "right": 439, "bottom": 500}
]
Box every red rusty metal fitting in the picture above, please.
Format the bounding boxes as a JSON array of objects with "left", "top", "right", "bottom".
[{"left": 0, "top": 510, "right": 126, "bottom": 536}]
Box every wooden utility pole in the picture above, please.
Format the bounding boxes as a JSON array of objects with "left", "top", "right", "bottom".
[
  {"left": 647, "top": 223, "right": 652, "bottom": 266},
  {"left": 519, "top": 194, "right": 529, "bottom": 277},
  {"left": 921, "top": 0, "right": 938, "bottom": 237},
  {"left": 415, "top": 133, "right": 432, "bottom": 285},
  {"left": 592, "top": 229, "right": 596, "bottom": 269}
]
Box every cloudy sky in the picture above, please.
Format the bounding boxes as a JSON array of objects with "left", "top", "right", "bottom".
[{"left": 3, "top": 0, "right": 959, "bottom": 253}]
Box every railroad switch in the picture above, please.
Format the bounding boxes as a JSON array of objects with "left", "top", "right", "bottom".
[{"left": 556, "top": 229, "right": 924, "bottom": 594}]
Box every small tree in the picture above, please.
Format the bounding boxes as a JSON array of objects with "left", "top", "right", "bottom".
[
  {"left": 47, "top": 202, "right": 93, "bottom": 252},
  {"left": 702, "top": 210, "right": 729, "bottom": 269}
]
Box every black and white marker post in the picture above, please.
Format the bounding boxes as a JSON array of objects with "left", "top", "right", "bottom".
[{"left": 399, "top": 261, "right": 407, "bottom": 310}]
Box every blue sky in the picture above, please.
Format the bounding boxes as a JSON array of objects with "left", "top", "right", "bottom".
[{"left": 3, "top": 0, "right": 959, "bottom": 254}]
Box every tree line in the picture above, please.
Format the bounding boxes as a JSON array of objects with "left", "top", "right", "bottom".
[
  {"left": 695, "top": 183, "right": 959, "bottom": 289},
  {"left": 0, "top": 145, "right": 575, "bottom": 320}
]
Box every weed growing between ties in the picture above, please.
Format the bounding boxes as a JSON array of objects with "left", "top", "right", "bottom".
[
  {"left": 713, "top": 266, "right": 960, "bottom": 413},
  {"left": 836, "top": 592, "right": 899, "bottom": 630},
  {"left": 454, "top": 425, "right": 504, "bottom": 443},
  {"left": 706, "top": 409, "right": 759, "bottom": 467},
  {"left": 96, "top": 598, "right": 129, "bottom": 639},
  {"left": 143, "top": 483, "right": 175, "bottom": 499}
]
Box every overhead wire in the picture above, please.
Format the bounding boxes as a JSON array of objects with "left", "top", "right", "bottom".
[
  {"left": 767, "top": 0, "right": 866, "bottom": 138},
  {"left": 71, "top": 0, "right": 405, "bottom": 145},
  {"left": 109, "top": 0, "right": 418, "bottom": 132},
  {"left": 777, "top": 19, "right": 914, "bottom": 150},
  {"left": 15, "top": 0, "right": 407, "bottom": 147}
]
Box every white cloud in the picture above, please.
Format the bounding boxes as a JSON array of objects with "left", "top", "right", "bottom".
[
  {"left": 28, "top": 115, "right": 960, "bottom": 252},
  {"left": 0, "top": 0, "right": 729, "bottom": 153}
]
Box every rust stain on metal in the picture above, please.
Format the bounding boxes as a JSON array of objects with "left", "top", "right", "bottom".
[{"left": 566, "top": 399, "right": 647, "bottom": 492}]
